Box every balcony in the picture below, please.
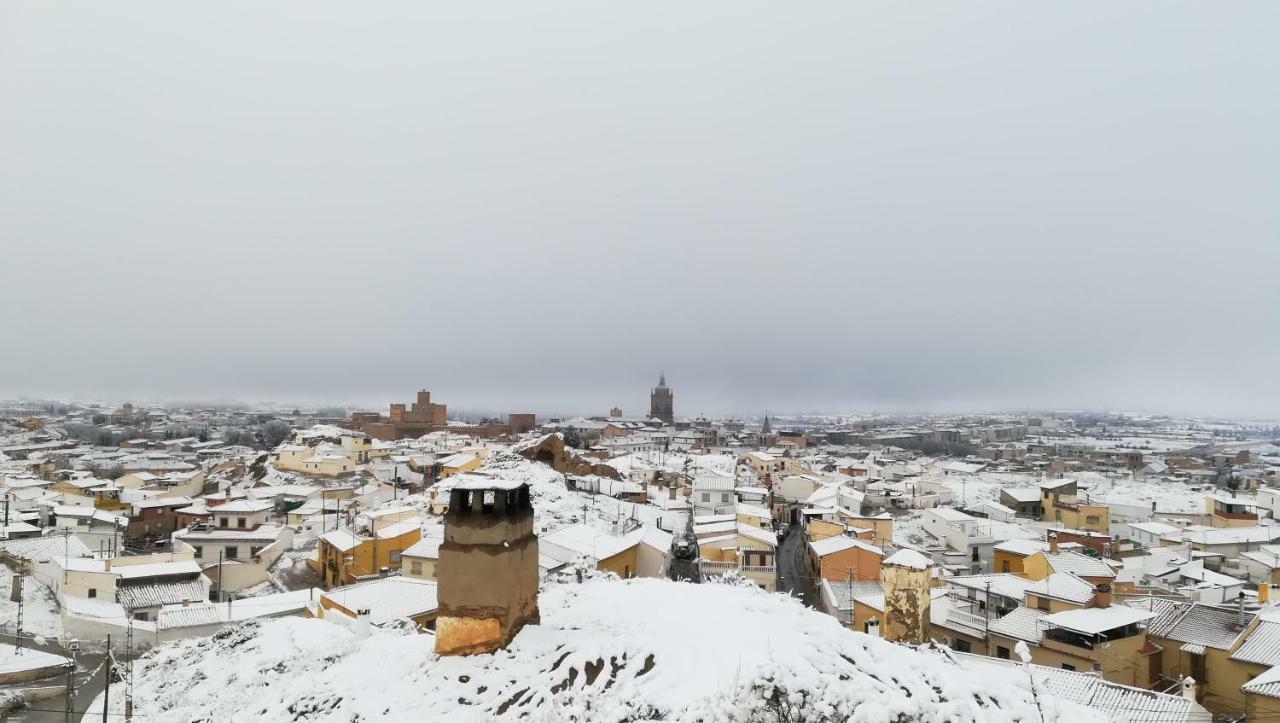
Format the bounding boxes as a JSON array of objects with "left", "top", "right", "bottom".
[
  {"left": 701, "top": 560, "right": 777, "bottom": 591},
  {"left": 946, "top": 608, "right": 990, "bottom": 634}
]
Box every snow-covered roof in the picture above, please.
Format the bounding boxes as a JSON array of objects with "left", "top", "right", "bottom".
[
  {"left": 1041, "top": 551, "right": 1115, "bottom": 579},
  {"left": 884, "top": 548, "right": 932, "bottom": 569},
  {"left": 988, "top": 607, "right": 1049, "bottom": 643},
  {"left": 0, "top": 533, "right": 92, "bottom": 563},
  {"left": 212, "top": 499, "right": 274, "bottom": 514},
  {"left": 402, "top": 535, "right": 443, "bottom": 560},
  {"left": 117, "top": 580, "right": 207, "bottom": 609},
  {"left": 994, "top": 538, "right": 1048, "bottom": 557},
  {"left": 945, "top": 573, "right": 1035, "bottom": 601},
  {"left": 1000, "top": 487, "right": 1042, "bottom": 502},
  {"left": 1242, "top": 665, "right": 1280, "bottom": 699},
  {"left": 809, "top": 535, "right": 879, "bottom": 558},
  {"left": 1180, "top": 525, "right": 1280, "bottom": 546},
  {"left": 322, "top": 577, "right": 439, "bottom": 626},
  {"left": 951, "top": 652, "right": 1204, "bottom": 722},
  {"left": 1230, "top": 620, "right": 1280, "bottom": 666},
  {"left": 541, "top": 524, "right": 645, "bottom": 562},
  {"left": 928, "top": 507, "right": 974, "bottom": 522},
  {"left": 1131, "top": 600, "right": 1247, "bottom": 651},
  {"left": 1042, "top": 607, "right": 1155, "bottom": 636},
  {"left": 1026, "top": 573, "right": 1096, "bottom": 604},
  {"left": 115, "top": 560, "right": 202, "bottom": 580}
]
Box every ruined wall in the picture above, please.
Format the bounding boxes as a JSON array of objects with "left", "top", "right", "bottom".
[{"left": 880, "top": 563, "right": 931, "bottom": 645}]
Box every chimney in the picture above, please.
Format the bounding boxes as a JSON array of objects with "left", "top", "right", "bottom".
[
  {"left": 1261, "top": 582, "right": 1270, "bottom": 605},
  {"left": 1238, "top": 592, "right": 1247, "bottom": 630},
  {"left": 1182, "top": 676, "right": 1197, "bottom": 701},
  {"left": 356, "top": 608, "right": 372, "bottom": 638},
  {"left": 866, "top": 618, "right": 881, "bottom": 638},
  {"left": 1093, "top": 583, "right": 1112, "bottom": 609},
  {"left": 1048, "top": 532, "right": 1058, "bottom": 554}
]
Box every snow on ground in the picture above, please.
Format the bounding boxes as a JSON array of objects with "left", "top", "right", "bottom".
[
  {"left": 605, "top": 451, "right": 736, "bottom": 479},
  {"left": 0, "top": 564, "right": 62, "bottom": 639},
  {"left": 0, "top": 646, "right": 69, "bottom": 675},
  {"left": 1048, "top": 435, "right": 1210, "bottom": 453},
  {"left": 122, "top": 577, "right": 1104, "bottom": 722},
  {"left": 1088, "top": 476, "right": 1213, "bottom": 514},
  {"left": 927, "top": 468, "right": 1215, "bottom": 516}
]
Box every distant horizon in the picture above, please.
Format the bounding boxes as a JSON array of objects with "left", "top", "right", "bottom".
[{"left": 3, "top": 390, "right": 1278, "bottom": 427}]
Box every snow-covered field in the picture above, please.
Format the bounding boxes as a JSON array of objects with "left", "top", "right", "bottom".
[
  {"left": 928, "top": 470, "right": 1212, "bottom": 516},
  {"left": 604, "top": 451, "right": 736, "bottom": 479},
  {"left": 122, "top": 577, "right": 1104, "bottom": 722},
  {"left": 1087, "top": 476, "right": 1213, "bottom": 514},
  {"left": 0, "top": 564, "right": 62, "bottom": 639}
]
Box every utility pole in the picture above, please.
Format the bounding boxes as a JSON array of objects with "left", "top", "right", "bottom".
[
  {"left": 102, "top": 634, "right": 111, "bottom": 723},
  {"left": 984, "top": 580, "right": 992, "bottom": 636},
  {"left": 63, "top": 659, "right": 74, "bottom": 723},
  {"left": 847, "top": 568, "right": 854, "bottom": 629},
  {"left": 125, "top": 617, "right": 134, "bottom": 720},
  {"left": 13, "top": 573, "right": 23, "bottom": 655}
]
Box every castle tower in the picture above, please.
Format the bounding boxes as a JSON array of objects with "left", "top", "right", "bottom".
[
  {"left": 649, "top": 372, "right": 674, "bottom": 425},
  {"left": 435, "top": 478, "right": 540, "bottom": 656},
  {"left": 879, "top": 549, "right": 933, "bottom": 645}
]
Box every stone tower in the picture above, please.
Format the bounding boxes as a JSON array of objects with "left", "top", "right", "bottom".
[
  {"left": 879, "top": 549, "right": 933, "bottom": 645},
  {"left": 435, "top": 478, "right": 540, "bottom": 656},
  {"left": 649, "top": 372, "right": 674, "bottom": 425}
]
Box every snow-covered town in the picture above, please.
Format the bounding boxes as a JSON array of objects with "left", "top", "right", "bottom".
[
  {"left": 5, "top": 2, "right": 1277, "bottom": 721},
  {"left": 0, "top": 391, "right": 1276, "bottom": 721}
]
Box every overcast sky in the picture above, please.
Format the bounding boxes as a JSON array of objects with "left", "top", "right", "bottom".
[{"left": 2, "top": 3, "right": 1277, "bottom": 419}]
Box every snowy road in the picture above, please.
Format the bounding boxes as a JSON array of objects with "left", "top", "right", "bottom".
[{"left": 777, "top": 523, "right": 819, "bottom": 608}]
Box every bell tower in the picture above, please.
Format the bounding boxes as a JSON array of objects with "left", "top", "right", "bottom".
[{"left": 649, "top": 372, "right": 674, "bottom": 425}]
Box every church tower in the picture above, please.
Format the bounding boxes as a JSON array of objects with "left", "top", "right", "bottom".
[{"left": 649, "top": 372, "right": 674, "bottom": 425}]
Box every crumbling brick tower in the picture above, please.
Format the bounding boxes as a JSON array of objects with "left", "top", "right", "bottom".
[{"left": 435, "top": 478, "right": 540, "bottom": 656}]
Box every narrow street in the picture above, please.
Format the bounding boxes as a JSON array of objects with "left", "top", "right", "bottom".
[{"left": 777, "top": 522, "right": 819, "bottom": 608}]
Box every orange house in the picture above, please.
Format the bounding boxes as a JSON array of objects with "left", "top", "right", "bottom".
[{"left": 808, "top": 536, "right": 885, "bottom": 582}]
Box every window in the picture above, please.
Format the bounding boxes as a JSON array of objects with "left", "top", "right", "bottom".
[
  {"left": 701, "top": 493, "right": 711, "bottom": 503},
  {"left": 193, "top": 545, "right": 203, "bottom": 559},
  {"left": 250, "top": 546, "right": 262, "bottom": 558},
  {"left": 219, "top": 517, "right": 229, "bottom": 527},
  {"left": 226, "top": 546, "right": 239, "bottom": 559},
  {"left": 1001, "top": 560, "right": 1011, "bottom": 573},
  {"left": 390, "top": 551, "right": 402, "bottom": 564},
  {"left": 88, "top": 589, "right": 97, "bottom": 598},
  {"left": 410, "top": 560, "right": 423, "bottom": 575},
  {"left": 237, "top": 517, "right": 247, "bottom": 528},
  {"left": 951, "top": 639, "right": 971, "bottom": 653},
  {"left": 1061, "top": 663, "right": 1076, "bottom": 671},
  {"left": 1086, "top": 515, "right": 1100, "bottom": 525},
  {"left": 996, "top": 646, "right": 1010, "bottom": 660},
  {"left": 971, "top": 548, "right": 980, "bottom": 562}
]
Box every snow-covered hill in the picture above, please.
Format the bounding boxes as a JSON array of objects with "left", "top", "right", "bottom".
[{"left": 128, "top": 577, "right": 1103, "bottom": 722}]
